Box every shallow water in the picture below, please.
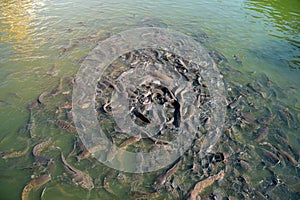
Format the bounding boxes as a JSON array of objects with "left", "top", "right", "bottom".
[{"left": 0, "top": 0, "right": 299, "bottom": 199}]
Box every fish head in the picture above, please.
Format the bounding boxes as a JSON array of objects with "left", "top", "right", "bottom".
[{"left": 82, "top": 178, "right": 94, "bottom": 191}]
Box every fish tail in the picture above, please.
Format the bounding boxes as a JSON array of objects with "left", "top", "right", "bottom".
[{"left": 22, "top": 183, "right": 33, "bottom": 200}]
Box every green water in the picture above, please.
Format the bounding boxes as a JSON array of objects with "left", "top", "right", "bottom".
[{"left": 0, "top": 0, "right": 299, "bottom": 199}]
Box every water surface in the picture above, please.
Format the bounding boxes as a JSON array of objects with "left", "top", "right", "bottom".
[{"left": 0, "top": 0, "right": 299, "bottom": 199}]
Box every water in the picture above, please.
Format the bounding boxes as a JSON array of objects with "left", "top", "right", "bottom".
[{"left": 0, "top": 0, "right": 299, "bottom": 199}]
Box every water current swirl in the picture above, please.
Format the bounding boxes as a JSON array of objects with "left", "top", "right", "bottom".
[{"left": 72, "top": 27, "right": 226, "bottom": 172}]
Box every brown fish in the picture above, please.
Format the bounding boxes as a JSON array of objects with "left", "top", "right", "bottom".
[
  {"left": 185, "top": 170, "right": 225, "bottom": 200},
  {"left": 130, "top": 190, "right": 159, "bottom": 199},
  {"left": 103, "top": 176, "right": 115, "bottom": 195},
  {"left": 227, "top": 95, "right": 242, "bottom": 109},
  {"left": 22, "top": 174, "right": 51, "bottom": 200},
  {"left": 61, "top": 153, "right": 94, "bottom": 190},
  {"left": 261, "top": 148, "right": 280, "bottom": 165},
  {"left": 28, "top": 101, "right": 38, "bottom": 110},
  {"left": 152, "top": 158, "right": 182, "bottom": 190},
  {"left": 119, "top": 135, "right": 141, "bottom": 149},
  {"left": 255, "top": 127, "right": 269, "bottom": 141},
  {"left": 56, "top": 120, "right": 77, "bottom": 133},
  {"left": 58, "top": 102, "right": 72, "bottom": 109},
  {"left": 1, "top": 149, "right": 28, "bottom": 159},
  {"left": 253, "top": 190, "right": 268, "bottom": 200},
  {"left": 76, "top": 149, "right": 91, "bottom": 162},
  {"left": 1, "top": 140, "right": 30, "bottom": 159},
  {"left": 32, "top": 140, "right": 52, "bottom": 157},
  {"left": 278, "top": 149, "right": 299, "bottom": 167},
  {"left": 150, "top": 70, "right": 173, "bottom": 82},
  {"left": 144, "top": 133, "right": 171, "bottom": 145},
  {"left": 75, "top": 139, "right": 106, "bottom": 161},
  {"left": 241, "top": 112, "right": 255, "bottom": 123}
]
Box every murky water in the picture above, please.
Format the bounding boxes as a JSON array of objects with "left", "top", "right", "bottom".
[{"left": 0, "top": 0, "right": 299, "bottom": 199}]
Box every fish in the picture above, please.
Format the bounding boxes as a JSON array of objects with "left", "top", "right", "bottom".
[
  {"left": 37, "top": 92, "right": 49, "bottom": 105},
  {"left": 255, "top": 127, "right": 269, "bottom": 141},
  {"left": 183, "top": 105, "right": 195, "bottom": 120},
  {"left": 40, "top": 187, "right": 47, "bottom": 200},
  {"left": 185, "top": 170, "right": 225, "bottom": 200},
  {"left": 119, "top": 135, "right": 142, "bottom": 149},
  {"left": 196, "top": 94, "right": 202, "bottom": 108},
  {"left": 58, "top": 102, "right": 72, "bottom": 109},
  {"left": 102, "top": 79, "right": 123, "bottom": 93},
  {"left": 0, "top": 100, "right": 11, "bottom": 105},
  {"left": 76, "top": 149, "right": 91, "bottom": 162},
  {"left": 239, "top": 159, "right": 251, "bottom": 171},
  {"left": 47, "top": 65, "right": 58, "bottom": 77},
  {"left": 75, "top": 139, "right": 106, "bottom": 161},
  {"left": 34, "top": 156, "right": 53, "bottom": 167},
  {"left": 50, "top": 78, "right": 63, "bottom": 96},
  {"left": 227, "top": 95, "right": 242, "bottom": 110},
  {"left": 21, "top": 174, "right": 51, "bottom": 200},
  {"left": 102, "top": 102, "right": 112, "bottom": 115},
  {"left": 141, "top": 130, "right": 171, "bottom": 145},
  {"left": 177, "top": 58, "right": 188, "bottom": 70},
  {"left": 203, "top": 117, "right": 211, "bottom": 130},
  {"left": 32, "top": 140, "right": 52, "bottom": 157},
  {"left": 260, "top": 148, "right": 280, "bottom": 165},
  {"left": 1, "top": 140, "right": 30, "bottom": 159},
  {"left": 172, "top": 101, "right": 181, "bottom": 128},
  {"left": 65, "top": 76, "right": 75, "bottom": 86},
  {"left": 60, "top": 153, "right": 94, "bottom": 191},
  {"left": 152, "top": 158, "right": 182, "bottom": 190},
  {"left": 130, "top": 190, "right": 159, "bottom": 199},
  {"left": 28, "top": 101, "right": 38, "bottom": 110},
  {"left": 150, "top": 70, "right": 173, "bottom": 82},
  {"left": 241, "top": 112, "right": 255, "bottom": 123},
  {"left": 59, "top": 41, "right": 78, "bottom": 57},
  {"left": 103, "top": 176, "right": 115, "bottom": 195},
  {"left": 209, "top": 51, "right": 227, "bottom": 64},
  {"left": 233, "top": 54, "right": 242, "bottom": 64},
  {"left": 253, "top": 190, "right": 267, "bottom": 200},
  {"left": 256, "top": 117, "right": 272, "bottom": 124},
  {"left": 278, "top": 149, "right": 299, "bottom": 167},
  {"left": 67, "top": 110, "right": 74, "bottom": 122},
  {"left": 56, "top": 120, "right": 77, "bottom": 133},
  {"left": 27, "top": 114, "right": 36, "bottom": 138},
  {"left": 273, "top": 134, "right": 299, "bottom": 160},
  {"left": 132, "top": 109, "right": 151, "bottom": 124},
  {"left": 105, "top": 143, "right": 117, "bottom": 163}
]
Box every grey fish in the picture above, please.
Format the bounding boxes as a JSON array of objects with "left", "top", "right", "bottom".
[
  {"left": 37, "top": 92, "right": 49, "bottom": 106},
  {"left": 0, "top": 100, "right": 11, "bottom": 105}
]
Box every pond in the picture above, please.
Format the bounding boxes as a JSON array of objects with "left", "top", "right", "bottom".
[{"left": 0, "top": 0, "right": 299, "bottom": 199}]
